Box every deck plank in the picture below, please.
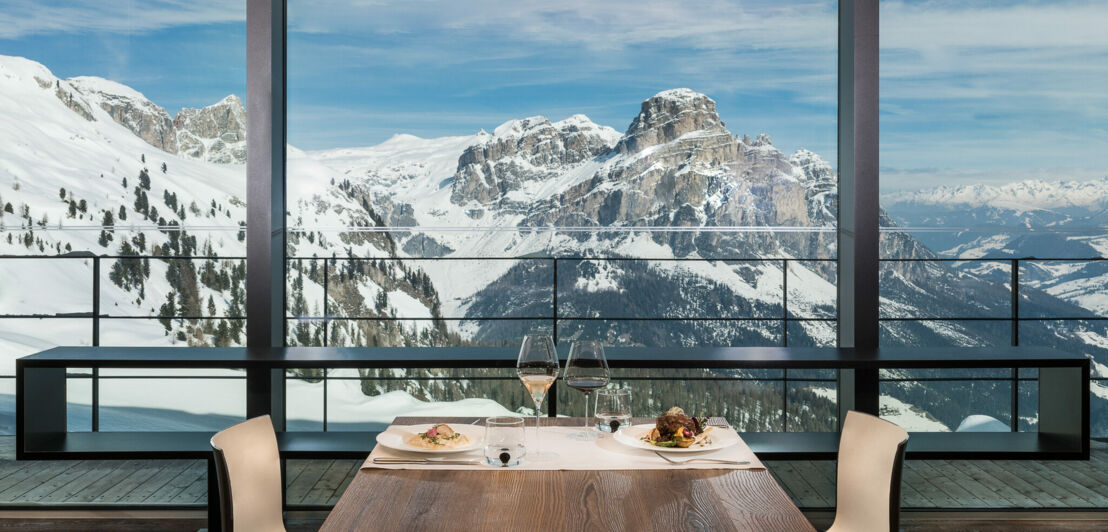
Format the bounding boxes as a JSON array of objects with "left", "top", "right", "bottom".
[
  {"left": 116, "top": 461, "right": 193, "bottom": 504},
  {"left": 90, "top": 461, "right": 167, "bottom": 503},
  {"left": 972, "top": 460, "right": 1066, "bottom": 507},
  {"left": 143, "top": 460, "right": 206, "bottom": 503},
  {"left": 769, "top": 462, "right": 826, "bottom": 508},
  {"left": 0, "top": 460, "right": 76, "bottom": 500},
  {"left": 957, "top": 460, "right": 1041, "bottom": 508},
  {"left": 902, "top": 463, "right": 957, "bottom": 507},
  {"left": 65, "top": 460, "right": 147, "bottom": 503},
  {"left": 286, "top": 459, "right": 332, "bottom": 505},
  {"left": 917, "top": 460, "right": 1006, "bottom": 508},
  {"left": 329, "top": 461, "right": 362, "bottom": 506},
  {"left": 303, "top": 460, "right": 358, "bottom": 507},
  {"left": 19, "top": 460, "right": 113, "bottom": 503}
]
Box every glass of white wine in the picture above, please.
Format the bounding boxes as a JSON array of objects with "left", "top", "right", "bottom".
[{"left": 517, "top": 333, "right": 559, "bottom": 457}]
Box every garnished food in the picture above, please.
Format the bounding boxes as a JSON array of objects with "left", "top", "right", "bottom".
[
  {"left": 405, "top": 424, "right": 471, "bottom": 449},
  {"left": 641, "top": 407, "right": 714, "bottom": 448}
]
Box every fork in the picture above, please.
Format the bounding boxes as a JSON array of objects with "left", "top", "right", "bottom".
[{"left": 654, "top": 451, "right": 749, "bottom": 465}]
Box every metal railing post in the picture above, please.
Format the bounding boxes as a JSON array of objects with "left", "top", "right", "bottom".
[
  {"left": 781, "top": 259, "right": 789, "bottom": 431},
  {"left": 782, "top": 259, "right": 789, "bottom": 347},
  {"left": 550, "top": 256, "right": 558, "bottom": 417},
  {"left": 92, "top": 255, "right": 100, "bottom": 432},
  {"left": 552, "top": 257, "right": 558, "bottom": 344},
  {"left": 782, "top": 368, "right": 789, "bottom": 432},
  {"left": 1011, "top": 258, "right": 1020, "bottom": 432},
  {"left": 323, "top": 257, "right": 329, "bottom": 347}
]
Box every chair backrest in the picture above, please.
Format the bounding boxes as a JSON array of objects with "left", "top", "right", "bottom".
[
  {"left": 828, "top": 410, "right": 909, "bottom": 532},
  {"left": 210, "top": 415, "right": 285, "bottom": 532}
]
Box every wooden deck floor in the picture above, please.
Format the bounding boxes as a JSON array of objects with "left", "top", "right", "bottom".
[
  {"left": 1, "top": 436, "right": 1107, "bottom": 509},
  {"left": 770, "top": 440, "right": 1108, "bottom": 509}
]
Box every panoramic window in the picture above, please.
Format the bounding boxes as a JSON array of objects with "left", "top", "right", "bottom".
[
  {"left": 0, "top": 0, "right": 248, "bottom": 447},
  {"left": 285, "top": 0, "right": 840, "bottom": 432},
  {"left": 878, "top": 0, "right": 1108, "bottom": 435}
]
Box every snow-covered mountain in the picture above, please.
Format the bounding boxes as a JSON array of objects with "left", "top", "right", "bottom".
[
  {"left": 885, "top": 176, "right": 1108, "bottom": 316},
  {"left": 4, "top": 53, "right": 1106, "bottom": 435},
  {"left": 885, "top": 178, "right": 1108, "bottom": 215},
  {"left": 0, "top": 54, "right": 448, "bottom": 363},
  {"left": 289, "top": 88, "right": 841, "bottom": 348}
]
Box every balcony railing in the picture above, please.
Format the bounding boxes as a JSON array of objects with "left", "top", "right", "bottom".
[{"left": 0, "top": 253, "right": 1105, "bottom": 436}]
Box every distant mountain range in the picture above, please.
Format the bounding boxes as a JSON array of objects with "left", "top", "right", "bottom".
[{"left": 2, "top": 54, "right": 1106, "bottom": 435}]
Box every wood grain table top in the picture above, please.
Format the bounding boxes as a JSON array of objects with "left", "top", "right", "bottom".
[{"left": 320, "top": 417, "right": 815, "bottom": 532}]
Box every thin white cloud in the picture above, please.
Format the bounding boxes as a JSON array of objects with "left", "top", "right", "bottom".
[
  {"left": 0, "top": 0, "right": 244, "bottom": 39},
  {"left": 288, "top": 0, "right": 837, "bottom": 51}
]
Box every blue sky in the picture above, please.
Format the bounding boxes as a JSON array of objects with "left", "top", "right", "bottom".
[{"left": 1, "top": 0, "right": 1106, "bottom": 191}]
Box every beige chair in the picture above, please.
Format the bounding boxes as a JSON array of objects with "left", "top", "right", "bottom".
[
  {"left": 210, "top": 415, "right": 286, "bottom": 532},
  {"left": 827, "top": 410, "right": 909, "bottom": 532}
]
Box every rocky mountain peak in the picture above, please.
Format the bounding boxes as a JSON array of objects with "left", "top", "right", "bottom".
[
  {"left": 174, "top": 94, "right": 247, "bottom": 164},
  {"left": 491, "top": 115, "right": 550, "bottom": 137},
  {"left": 67, "top": 76, "right": 179, "bottom": 154},
  {"left": 751, "top": 133, "right": 774, "bottom": 147},
  {"left": 615, "top": 89, "right": 726, "bottom": 155},
  {"left": 789, "top": 149, "right": 833, "bottom": 183},
  {"left": 450, "top": 114, "right": 618, "bottom": 205}
]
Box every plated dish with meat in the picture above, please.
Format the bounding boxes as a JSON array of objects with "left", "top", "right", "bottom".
[
  {"left": 375, "top": 423, "right": 483, "bottom": 454},
  {"left": 612, "top": 407, "right": 741, "bottom": 453}
]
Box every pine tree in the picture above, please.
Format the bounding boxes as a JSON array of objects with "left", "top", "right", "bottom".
[
  {"left": 133, "top": 188, "right": 148, "bottom": 216},
  {"left": 77, "top": 199, "right": 87, "bottom": 213},
  {"left": 140, "top": 153, "right": 145, "bottom": 163},
  {"left": 207, "top": 295, "right": 217, "bottom": 317},
  {"left": 3, "top": 202, "right": 12, "bottom": 214},
  {"left": 122, "top": 177, "right": 127, "bottom": 188},
  {"left": 158, "top": 291, "right": 176, "bottom": 332},
  {"left": 138, "top": 168, "right": 151, "bottom": 191},
  {"left": 118, "top": 205, "right": 127, "bottom": 221},
  {"left": 161, "top": 162, "right": 168, "bottom": 173},
  {"left": 58, "top": 187, "right": 66, "bottom": 200}
]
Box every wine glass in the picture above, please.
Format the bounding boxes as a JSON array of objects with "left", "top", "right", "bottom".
[
  {"left": 565, "top": 340, "right": 610, "bottom": 440},
  {"left": 517, "top": 333, "right": 558, "bottom": 457}
]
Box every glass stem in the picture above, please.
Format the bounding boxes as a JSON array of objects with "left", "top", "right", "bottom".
[
  {"left": 583, "top": 391, "right": 591, "bottom": 430},
  {"left": 534, "top": 399, "right": 542, "bottom": 455}
]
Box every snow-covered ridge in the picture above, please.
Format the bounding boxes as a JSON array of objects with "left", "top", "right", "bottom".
[
  {"left": 885, "top": 177, "right": 1108, "bottom": 212},
  {"left": 652, "top": 87, "right": 714, "bottom": 105},
  {"left": 68, "top": 76, "right": 153, "bottom": 104}
]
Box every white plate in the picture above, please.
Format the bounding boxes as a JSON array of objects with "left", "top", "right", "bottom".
[
  {"left": 612, "top": 423, "right": 741, "bottom": 453},
  {"left": 375, "top": 424, "right": 484, "bottom": 454}
]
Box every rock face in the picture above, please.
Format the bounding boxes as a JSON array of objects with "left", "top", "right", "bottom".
[
  {"left": 49, "top": 74, "right": 246, "bottom": 165},
  {"left": 482, "top": 88, "right": 836, "bottom": 258},
  {"left": 53, "top": 82, "right": 95, "bottom": 122},
  {"left": 615, "top": 89, "right": 731, "bottom": 155},
  {"left": 789, "top": 148, "right": 837, "bottom": 223},
  {"left": 174, "top": 95, "right": 247, "bottom": 164},
  {"left": 68, "top": 77, "right": 178, "bottom": 153},
  {"left": 450, "top": 115, "right": 619, "bottom": 204}
]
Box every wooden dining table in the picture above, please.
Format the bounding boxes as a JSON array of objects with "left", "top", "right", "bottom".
[{"left": 321, "top": 417, "right": 815, "bottom": 532}]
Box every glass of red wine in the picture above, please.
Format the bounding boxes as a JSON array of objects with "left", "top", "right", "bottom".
[{"left": 565, "top": 340, "right": 610, "bottom": 440}]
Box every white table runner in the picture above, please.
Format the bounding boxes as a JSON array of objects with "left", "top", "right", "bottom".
[{"left": 361, "top": 425, "right": 765, "bottom": 471}]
